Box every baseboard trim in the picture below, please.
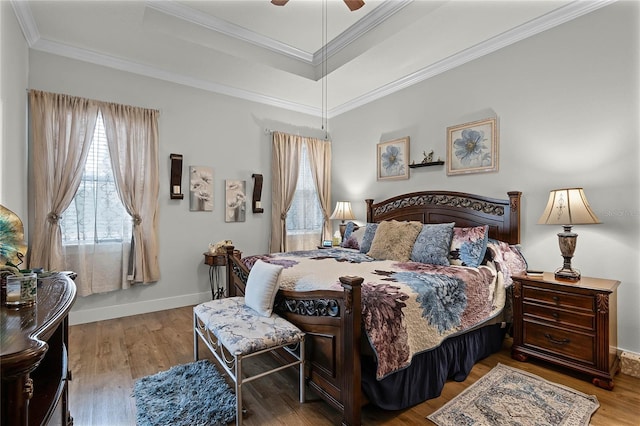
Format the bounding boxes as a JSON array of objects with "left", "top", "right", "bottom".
[
  {"left": 621, "top": 351, "right": 640, "bottom": 379},
  {"left": 68, "top": 292, "right": 212, "bottom": 326}
]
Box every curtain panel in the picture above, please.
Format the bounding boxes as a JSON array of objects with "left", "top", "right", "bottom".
[
  {"left": 29, "top": 90, "right": 99, "bottom": 272},
  {"left": 269, "top": 131, "right": 331, "bottom": 253},
  {"left": 29, "top": 90, "right": 160, "bottom": 295},
  {"left": 306, "top": 137, "right": 332, "bottom": 241},
  {"left": 100, "top": 102, "right": 160, "bottom": 284}
]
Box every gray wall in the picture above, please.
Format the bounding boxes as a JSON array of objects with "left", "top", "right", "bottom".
[
  {"left": 1, "top": 1, "right": 29, "bottom": 222},
  {"left": 27, "top": 50, "right": 325, "bottom": 324},
  {"left": 330, "top": 2, "right": 639, "bottom": 353},
  {"left": 5, "top": 2, "right": 639, "bottom": 354}
]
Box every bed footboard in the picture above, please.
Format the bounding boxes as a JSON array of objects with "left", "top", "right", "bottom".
[{"left": 225, "top": 246, "right": 363, "bottom": 426}]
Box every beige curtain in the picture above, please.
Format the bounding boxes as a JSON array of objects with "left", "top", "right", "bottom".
[
  {"left": 29, "top": 90, "right": 99, "bottom": 271},
  {"left": 306, "top": 137, "right": 332, "bottom": 241},
  {"left": 270, "top": 131, "right": 302, "bottom": 253},
  {"left": 100, "top": 102, "right": 160, "bottom": 283}
]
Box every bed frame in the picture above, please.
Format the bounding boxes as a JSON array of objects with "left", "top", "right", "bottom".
[{"left": 225, "top": 190, "right": 521, "bottom": 426}]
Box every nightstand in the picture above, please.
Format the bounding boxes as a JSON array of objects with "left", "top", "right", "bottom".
[{"left": 511, "top": 272, "right": 620, "bottom": 390}]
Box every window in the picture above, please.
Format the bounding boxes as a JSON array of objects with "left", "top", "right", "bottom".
[
  {"left": 60, "top": 113, "right": 131, "bottom": 245},
  {"left": 286, "top": 143, "right": 323, "bottom": 247}
]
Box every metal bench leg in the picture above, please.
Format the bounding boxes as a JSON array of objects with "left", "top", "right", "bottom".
[
  {"left": 193, "top": 310, "right": 199, "bottom": 361},
  {"left": 236, "top": 353, "right": 243, "bottom": 426}
]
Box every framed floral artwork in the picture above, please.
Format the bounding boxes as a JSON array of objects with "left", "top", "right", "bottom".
[
  {"left": 189, "top": 166, "right": 213, "bottom": 211},
  {"left": 377, "top": 136, "right": 409, "bottom": 181},
  {"left": 446, "top": 118, "right": 498, "bottom": 176},
  {"left": 225, "top": 180, "right": 246, "bottom": 222}
]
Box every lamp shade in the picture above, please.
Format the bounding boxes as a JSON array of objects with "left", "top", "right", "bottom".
[
  {"left": 538, "top": 188, "right": 601, "bottom": 225},
  {"left": 330, "top": 201, "right": 356, "bottom": 221}
]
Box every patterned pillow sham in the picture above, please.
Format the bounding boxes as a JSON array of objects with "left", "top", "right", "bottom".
[
  {"left": 342, "top": 221, "right": 357, "bottom": 240},
  {"left": 340, "top": 222, "right": 366, "bottom": 250},
  {"left": 367, "top": 220, "right": 423, "bottom": 261},
  {"left": 410, "top": 222, "right": 455, "bottom": 265},
  {"left": 486, "top": 239, "right": 528, "bottom": 287},
  {"left": 449, "top": 225, "right": 489, "bottom": 268},
  {"left": 359, "top": 223, "right": 379, "bottom": 253}
]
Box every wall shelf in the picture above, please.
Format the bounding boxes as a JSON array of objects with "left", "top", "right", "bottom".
[{"left": 409, "top": 161, "right": 444, "bottom": 169}]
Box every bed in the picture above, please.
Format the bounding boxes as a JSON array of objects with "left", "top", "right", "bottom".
[{"left": 225, "top": 190, "right": 523, "bottom": 426}]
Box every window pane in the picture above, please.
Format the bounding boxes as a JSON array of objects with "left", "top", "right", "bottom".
[
  {"left": 287, "top": 143, "right": 323, "bottom": 234},
  {"left": 60, "top": 113, "right": 131, "bottom": 244}
]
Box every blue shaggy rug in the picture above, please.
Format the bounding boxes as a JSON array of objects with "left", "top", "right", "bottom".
[{"left": 133, "top": 360, "right": 235, "bottom": 426}]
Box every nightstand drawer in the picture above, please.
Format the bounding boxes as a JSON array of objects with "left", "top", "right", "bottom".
[
  {"left": 523, "top": 321, "right": 595, "bottom": 365},
  {"left": 523, "top": 302, "right": 595, "bottom": 331},
  {"left": 523, "top": 286, "right": 593, "bottom": 312}
]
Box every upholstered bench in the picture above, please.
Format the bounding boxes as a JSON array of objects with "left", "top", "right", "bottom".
[{"left": 194, "top": 263, "right": 306, "bottom": 426}]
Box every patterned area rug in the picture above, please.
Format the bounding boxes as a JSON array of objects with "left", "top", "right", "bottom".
[
  {"left": 428, "top": 363, "right": 599, "bottom": 426},
  {"left": 133, "top": 359, "right": 235, "bottom": 426}
]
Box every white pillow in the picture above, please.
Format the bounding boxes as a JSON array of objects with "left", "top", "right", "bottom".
[{"left": 244, "top": 260, "right": 284, "bottom": 317}]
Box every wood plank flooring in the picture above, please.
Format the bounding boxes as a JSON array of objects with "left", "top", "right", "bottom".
[{"left": 68, "top": 306, "right": 640, "bottom": 425}]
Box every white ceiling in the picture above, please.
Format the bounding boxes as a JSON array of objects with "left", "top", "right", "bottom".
[{"left": 11, "top": 0, "right": 612, "bottom": 117}]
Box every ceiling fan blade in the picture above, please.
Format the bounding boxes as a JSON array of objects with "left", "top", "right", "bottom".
[
  {"left": 271, "top": 0, "right": 289, "bottom": 6},
  {"left": 344, "top": 0, "right": 365, "bottom": 11}
]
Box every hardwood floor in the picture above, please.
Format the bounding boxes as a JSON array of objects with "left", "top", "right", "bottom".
[{"left": 68, "top": 306, "right": 640, "bottom": 425}]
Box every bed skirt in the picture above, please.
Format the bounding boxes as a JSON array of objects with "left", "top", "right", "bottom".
[{"left": 361, "top": 323, "right": 508, "bottom": 410}]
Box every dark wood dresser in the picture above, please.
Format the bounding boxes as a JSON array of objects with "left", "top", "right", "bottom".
[
  {"left": 1, "top": 273, "right": 76, "bottom": 425},
  {"left": 511, "top": 272, "right": 620, "bottom": 389}
]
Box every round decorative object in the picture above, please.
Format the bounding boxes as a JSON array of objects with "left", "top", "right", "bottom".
[{"left": 0, "top": 204, "right": 27, "bottom": 269}]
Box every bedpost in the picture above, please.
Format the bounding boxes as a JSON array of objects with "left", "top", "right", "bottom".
[
  {"left": 339, "top": 275, "right": 364, "bottom": 426},
  {"left": 507, "top": 191, "right": 522, "bottom": 244},
  {"left": 365, "top": 199, "right": 374, "bottom": 223}
]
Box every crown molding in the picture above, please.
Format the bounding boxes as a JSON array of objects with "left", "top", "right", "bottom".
[
  {"left": 13, "top": 0, "right": 614, "bottom": 119},
  {"left": 146, "top": 0, "right": 314, "bottom": 63},
  {"left": 311, "top": 0, "right": 412, "bottom": 66},
  {"left": 331, "top": 0, "right": 616, "bottom": 117},
  {"left": 147, "top": 0, "right": 412, "bottom": 69},
  {"left": 10, "top": 0, "right": 39, "bottom": 46},
  {"left": 31, "top": 38, "right": 321, "bottom": 116}
]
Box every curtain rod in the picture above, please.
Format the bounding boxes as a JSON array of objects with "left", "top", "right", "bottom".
[
  {"left": 25, "top": 88, "right": 161, "bottom": 115},
  {"left": 264, "top": 128, "right": 331, "bottom": 141}
]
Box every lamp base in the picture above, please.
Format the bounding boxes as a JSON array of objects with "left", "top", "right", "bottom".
[
  {"left": 554, "top": 267, "right": 581, "bottom": 282},
  {"left": 339, "top": 222, "right": 347, "bottom": 240}
]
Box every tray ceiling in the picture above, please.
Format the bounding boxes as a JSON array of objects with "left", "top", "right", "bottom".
[{"left": 12, "top": 0, "right": 610, "bottom": 117}]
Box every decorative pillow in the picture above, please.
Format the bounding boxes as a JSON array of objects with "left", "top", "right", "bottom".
[
  {"left": 341, "top": 223, "right": 364, "bottom": 249},
  {"left": 486, "top": 239, "right": 528, "bottom": 287},
  {"left": 410, "top": 222, "right": 455, "bottom": 265},
  {"left": 342, "top": 221, "right": 357, "bottom": 240},
  {"left": 367, "top": 220, "right": 423, "bottom": 261},
  {"left": 244, "top": 260, "right": 284, "bottom": 317},
  {"left": 341, "top": 234, "right": 359, "bottom": 249},
  {"left": 351, "top": 226, "right": 365, "bottom": 246},
  {"left": 449, "top": 225, "right": 489, "bottom": 268},
  {"left": 359, "top": 223, "right": 378, "bottom": 253}
]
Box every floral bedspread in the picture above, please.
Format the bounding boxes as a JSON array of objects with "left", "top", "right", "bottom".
[{"left": 243, "top": 248, "right": 507, "bottom": 380}]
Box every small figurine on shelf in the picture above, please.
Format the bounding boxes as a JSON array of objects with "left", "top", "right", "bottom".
[{"left": 422, "top": 150, "right": 434, "bottom": 164}]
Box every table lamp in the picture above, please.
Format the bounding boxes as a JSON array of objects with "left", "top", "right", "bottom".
[
  {"left": 329, "top": 201, "right": 356, "bottom": 240},
  {"left": 538, "top": 188, "right": 600, "bottom": 281}
]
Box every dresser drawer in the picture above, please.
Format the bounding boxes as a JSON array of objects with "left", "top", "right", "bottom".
[
  {"left": 522, "top": 286, "right": 593, "bottom": 312},
  {"left": 523, "top": 320, "right": 595, "bottom": 365},
  {"left": 523, "top": 302, "right": 595, "bottom": 331}
]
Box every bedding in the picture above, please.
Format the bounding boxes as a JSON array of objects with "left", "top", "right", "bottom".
[{"left": 242, "top": 246, "right": 514, "bottom": 380}]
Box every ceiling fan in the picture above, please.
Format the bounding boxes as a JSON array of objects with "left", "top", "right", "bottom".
[{"left": 271, "top": 0, "right": 365, "bottom": 12}]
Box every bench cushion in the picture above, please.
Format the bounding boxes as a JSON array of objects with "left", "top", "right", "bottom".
[{"left": 194, "top": 297, "right": 303, "bottom": 356}]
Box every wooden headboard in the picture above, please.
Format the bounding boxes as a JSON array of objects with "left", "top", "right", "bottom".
[{"left": 366, "top": 190, "right": 521, "bottom": 244}]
